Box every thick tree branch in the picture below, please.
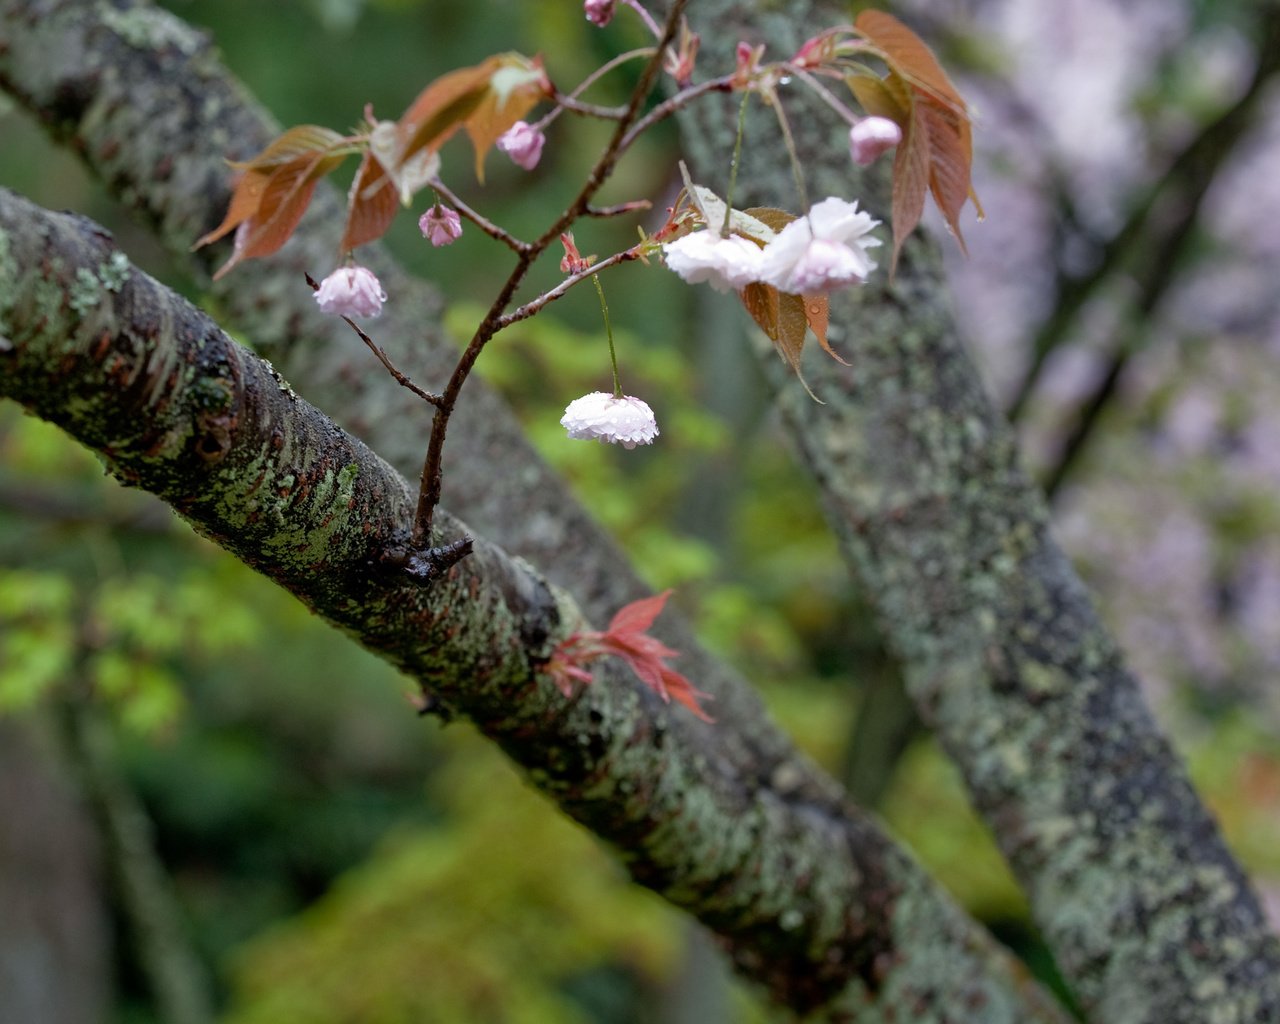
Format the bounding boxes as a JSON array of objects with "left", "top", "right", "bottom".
[
  {"left": 680, "top": 4, "right": 1280, "bottom": 1021},
  {"left": 0, "top": 187, "right": 1070, "bottom": 1021}
]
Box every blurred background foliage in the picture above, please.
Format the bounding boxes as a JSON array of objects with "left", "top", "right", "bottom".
[{"left": 2, "top": 0, "right": 1280, "bottom": 1021}]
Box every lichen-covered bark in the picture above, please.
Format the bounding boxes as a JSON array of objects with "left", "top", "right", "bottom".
[
  {"left": 0, "top": 0, "right": 817, "bottom": 814},
  {"left": 679, "top": 4, "right": 1280, "bottom": 1021},
  {"left": 0, "top": 187, "right": 1072, "bottom": 1021}
]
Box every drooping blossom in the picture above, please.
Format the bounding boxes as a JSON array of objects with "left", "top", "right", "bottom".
[
  {"left": 313, "top": 265, "right": 387, "bottom": 318},
  {"left": 560, "top": 391, "right": 658, "bottom": 449},
  {"left": 849, "top": 117, "right": 903, "bottom": 166},
  {"left": 662, "top": 231, "right": 764, "bottom": 292},
  {"left": 496, "top": 121, "right": 546, "bottom": 171},
  {"left": 757, "top": 197, "right": 881, "bottom": 293},
  {"left": 419, "top": 204, "right": 463, "bottom": 246},
  {"left": 584, "top": 0, "right": 616, "bottom": 26}
]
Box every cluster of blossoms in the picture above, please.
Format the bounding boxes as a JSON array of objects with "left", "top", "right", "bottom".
[
  {"left": 664, "top": 196, "right": 882, "bottom": 296},
  {"left": 308, "top": 6, "right": 913, "bottom": 453}
]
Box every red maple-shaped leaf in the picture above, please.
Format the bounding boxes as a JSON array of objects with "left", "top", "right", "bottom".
[{"left": 543, "top": 591, "right": 713, "bottom": 722}]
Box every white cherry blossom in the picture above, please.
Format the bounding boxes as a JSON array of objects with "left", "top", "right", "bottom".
[
  {"left": 314, "top": 266, "right": 387, "bottom": 318},
  {"left": 662, "top": 231, "right": 764, "bottom": 292},
  {"left": 561, "top": 392, "right": 659, "bottom": 449},
  {"left": 757, "top": 197, "right": 881, "bottom": 294}
]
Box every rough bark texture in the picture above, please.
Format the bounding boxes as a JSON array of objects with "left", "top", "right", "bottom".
[
  {"left": 679, "top": 3, "right": 1280, "bottom": 1021},
  {"left": 0, "top": 186, "right": 1071, "bottom": 1021}
]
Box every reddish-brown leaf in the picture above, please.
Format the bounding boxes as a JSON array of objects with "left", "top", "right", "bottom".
[
  {"left": 740, "top": 281, "right": 782, "bottom": 341},
  {"left": 197, "top": 126, "right": 348, "bottom": 265},
  {"left": 919, "top": 99, "right": 973, "bottom": 252},
  {"left": 212, "top": 151, "right": 343, "bottom": 279},
  {"left": 398, "top": 60, "right": 497, "bottom": 162},
  {"left": 852, "top": 12, "right": 982, "bottom": 262},
  {"left": 194, "top": 167, "right": 272, "bottom": 249},
  {"left": 543, "top": 590, "right": 713, "bottom": 720},
  {"left": 890, "top": 100, "right": 931, "bottom": 272},
  {"left": 853, "top": 10, "right": 965, "bottom": 113},
  {"left": 846, "top": 71, "right": 911, "bottom": 126},
  {"left": 775, "top": 291, "right": 811, "bottom": 373},
  {"left": 463, "top": 57, "right": 546, "bottom": 182},
  {"left": 802, "top": 294, "right": 846, "bottom": 364},
  {"left": 340, "top": 152, "right": 400, "bottom": 252},
  {"left": 607, "top": 589, "right": 673, "bottom": 637}
]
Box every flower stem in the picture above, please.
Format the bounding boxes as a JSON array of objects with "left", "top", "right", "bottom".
[
  {"left": 770, "top": 92, "right": 810, "bottom": 215},
  {"left": 593, "top": 274, "right": 622, "bottom": 397},
  {"left": 622, "top": 0, "right": 663, "bottom": 39},
  {"left": 721, "top": 89, "right": 751, "bottom": 237}
]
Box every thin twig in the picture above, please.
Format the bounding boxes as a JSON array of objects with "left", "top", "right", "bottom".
[
  {"left": 305, "top": 273, "right": 442, "bottom": 408},
  {"left": 429, "top": 179, "right": 530, "bottom": 253},
  {"left": 496, "top": 248, "right": 642, "bottom": 330},
  {"left": 586, "top": 199, "right": 653, "bottom": 218}
]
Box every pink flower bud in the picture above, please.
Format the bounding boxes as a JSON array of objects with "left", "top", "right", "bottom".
[
  {"left": 418, "top": 204, "right": 463, "bottom": 247},
  {"left": 849, "top": 117, "right": 903, "bottom": 166},
  {"left": 561, "top": 392, "right": 659, "bottom": 449},
  {"left": 313, "top": 265, "right": 387, "bottom": 319},
  {"left": 584, "top": 0, "right": 616, "bottom": 27},
  {"left": 496, "top": 121, "right": 546, "bottom": 171}
]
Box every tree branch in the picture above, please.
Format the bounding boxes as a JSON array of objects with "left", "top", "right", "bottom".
[
  {"left": 0, "top": 186, "right": 1070, "bottom": 1021},
  {"left": 678, "top": 5, "right": 1280, "bottom": 1021},
  {"left": 0, "top": 0, "right": 810, "bottom": 819}
]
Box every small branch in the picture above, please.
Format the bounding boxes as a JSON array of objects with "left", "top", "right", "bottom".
[
  {"left": 429, "top": 179, "right": 531, "bottom": 254},
  {"left": 586, "top": 199, "right": 653, "bottom": 218},
  {"left": 551, "top": 95, "right": 630, "bottom": 121},
  {"left": 409, "top": 0, "right": 691, "bottom": 549},
  {"left": 305, "top": 273, "right": 442, "bottom": 408},
  {"left": 497, "top": 249, "right": 643, "bottom": 330},
  {"left": 616, "top": 75, "right": 735, "bottom": 154}
]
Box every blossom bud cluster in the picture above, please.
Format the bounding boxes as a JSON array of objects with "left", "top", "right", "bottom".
[{"left": 663, "top": 197, "right": 881, "bottom": 295}]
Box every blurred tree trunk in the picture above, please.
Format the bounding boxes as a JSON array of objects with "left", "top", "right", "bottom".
[{"left": 0, "top": 719, "right": 110, "bottom": 1024}]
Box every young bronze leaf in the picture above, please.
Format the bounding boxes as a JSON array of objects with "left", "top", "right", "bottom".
[
  {"left": 742, "top": 206, "right": 795, "bottom": 235},
  {"left": 846, "top": 71, "right": 911, "bottom": 127},
  {"left": 919, "top": 99, "right": 974, "bottom": 251},
  {"left": 775, "top": 292, "right": 811, "bottom": 374},
  {"left": 890, "top": 99, "right": 931, "bottom": 272},
  {"left": 802, "top": 294, "right": 847, "bottom": 364},
  {"left": 231, "top": 125, "right": 349, "bottom": 172},
  {"left": 740, "top": 281, "right": 781, "bottom": 343},
  {"left": 398, "top": 60, "right": 499, "bottom": 167},
  {"left": 194, "top": 168, "right": 271, "bottom": 249},
  {"left": 212, "top": 151, "right": 343, "bottom": 279},
  {"left": 340, "top": 152, "right": 399, "bottom": 252},
  {"left": 463, "top": 55, "right": 546, "bottom": 182},
  {"left": 853, "top": 10, "right": 966, "bottom": 113}
]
